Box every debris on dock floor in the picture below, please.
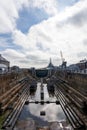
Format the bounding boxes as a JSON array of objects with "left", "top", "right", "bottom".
[
  {"left": 14, "top": 118, "right": 71, "bottom": 130},
  {"left": 14, "top": 118, "right": 36, "bottom": 130}
]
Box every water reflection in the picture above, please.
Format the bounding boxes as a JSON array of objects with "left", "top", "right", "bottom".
[
  {"left": 47, "top": 84, "right": 55, "bottom": 97},
  {"left": 19, "top": 83, "right": 67, "bottom": 125}
]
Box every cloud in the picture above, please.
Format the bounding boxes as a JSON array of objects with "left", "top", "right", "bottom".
[
  {"left": 1, "top": 48, "right": 50, "bottom": 68},
  {"left": 0, "top": 38, "right": 9, "bottom": 48},
  {"left": 77, "top": 52, "right": 87, "bottom": 58},
  {"left": 30, "top": 0, "right": 59, "bottom": 16},
  {"left": 11, "top": 0, "right": 87, "bottom": 66},
  {"left": 53, "top": 0, "right": 87, "bottom": 24},
  {"left": 0, "top": 1, "right": 18, "bottom": 33},
  {"left": 0, "top": 0, "right": 59, "bottom": 34},
  {"left": 0, "top": 0, "right": 30, "bottom": 33},
  {"left": 68, "top": 8, "right": 87, "bottom": 27},
  {"left": 1, "top": 49, "right": 25, "bottom": 60},
  {"left": 1, "top": 49, "right": 26, "bottom": 67},
  {"left": 1, "top": 0, "right": 87, "bottom": 68},
  {"left": 83, "top": 39, "right": 87, "bottom": 46},
  {"left": 0, "top": 34, "right": 13, "bottom": 48}
]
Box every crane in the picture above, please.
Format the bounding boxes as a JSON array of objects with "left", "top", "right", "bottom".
[
  {"left": 60, "top": 51, "right": 66, "bottom": 68},
  {"left": 60, "top": 51, "right": 65, "bottom": 64}
]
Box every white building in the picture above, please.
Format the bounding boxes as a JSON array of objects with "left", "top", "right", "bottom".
[{"left": 0, "top": 54, "right": 10, "bottom": 74}]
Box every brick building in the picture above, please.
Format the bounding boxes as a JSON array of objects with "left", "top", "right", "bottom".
[{"left": 76, "top": 60, "right": 87, "bottom": 70}]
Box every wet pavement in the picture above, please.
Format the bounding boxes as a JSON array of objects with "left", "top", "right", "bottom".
[{"left": 14, "top": 83, "right": 72, "bottom": 130}]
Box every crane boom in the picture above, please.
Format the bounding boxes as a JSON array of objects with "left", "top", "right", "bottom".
[{"left": 60, "top": 51, "right": 65, "bottom": 63}]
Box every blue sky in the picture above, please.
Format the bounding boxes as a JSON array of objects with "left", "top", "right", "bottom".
[
  {"left": 0, "top": 0, "right": 87, "bottom": 68},
  {"left": 58, "top": 0, "right": 79, "bottom": 10},
  {"left": 17, "top": 7, "right": 49, "bottom": 33}
]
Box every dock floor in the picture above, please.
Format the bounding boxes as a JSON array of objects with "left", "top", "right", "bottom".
[{"left": 14, "top": 118, "right": 71, "bottom": 130}]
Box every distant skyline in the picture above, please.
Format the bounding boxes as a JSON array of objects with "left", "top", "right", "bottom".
[{"left": 0, "top": 0, "right": 87, "bottom": 68}]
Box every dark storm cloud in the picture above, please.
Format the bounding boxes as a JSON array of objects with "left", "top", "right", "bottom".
[{"left": 68, "top": 8, "right": 87, "bottom": 26}]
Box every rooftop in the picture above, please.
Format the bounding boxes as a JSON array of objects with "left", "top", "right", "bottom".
[{"left": 0, "top": 54, "right": 9, "bottom": 62}]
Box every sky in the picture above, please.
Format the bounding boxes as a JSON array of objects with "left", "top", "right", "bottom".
[{"left": 0, "top": 0, "right": 87, "bottom": 68}]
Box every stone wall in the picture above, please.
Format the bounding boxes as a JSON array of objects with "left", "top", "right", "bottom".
[
  {"left": 56, "top": 70, "right": 87, "bottom": 94},
  {"left": 0, "top": 70, "right": 30, "bottom": 96},
  {"left": 65, "top": 73, "right": 87, "bottom": 93}
]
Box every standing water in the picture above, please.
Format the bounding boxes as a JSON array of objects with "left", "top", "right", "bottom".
[{"left": 14, "top": 82, "right": 73, "bottom": 129}]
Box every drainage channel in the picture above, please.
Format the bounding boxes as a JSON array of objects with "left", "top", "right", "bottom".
[{"left": 14, "top": 82, "right": 72, "bottom": 130}]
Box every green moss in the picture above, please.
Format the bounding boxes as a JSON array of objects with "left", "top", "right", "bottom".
[{"left": 0, "top": 111, "right": 9, "bottom": 129}]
